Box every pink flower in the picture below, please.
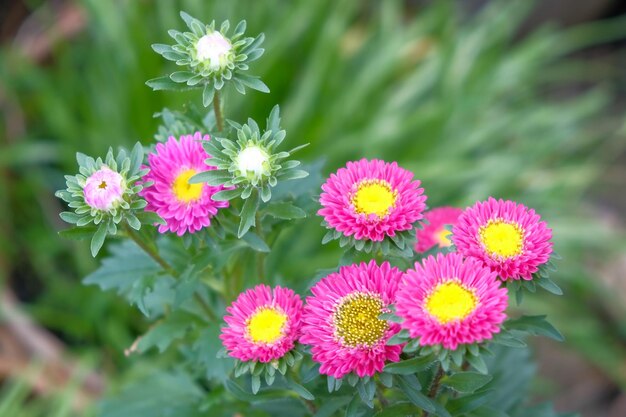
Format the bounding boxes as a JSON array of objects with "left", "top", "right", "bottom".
[
  {"left": 83, "top": 167, "right": 125, "bottom": 211},
  {"left": 452, "top": 197, "right": 553, "bottom": 280},
  {"left": 140, "top": 132, "right": 229, "bottom": 236},
  {"left": 319, "top": 159, "right": 426, "bottom": 242},
  {"left": 415, "top": 207, "right": 463, "bottom": 253},
  {"left": 300, "top": 261, "right": 403, "bottom": 379},
  {"left": 396, "top": 253, "right": 508, "bottom": 350},
  {"left": 220, "top": 285, "right": 303, "bottom": 363}
]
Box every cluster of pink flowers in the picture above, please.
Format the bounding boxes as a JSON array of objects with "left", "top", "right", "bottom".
[
  {"left": 217, "top": 159, "right": 554, "bottom": 379},
  {"left": 134, "top": 146, "right": 554, "bottom": 377}
]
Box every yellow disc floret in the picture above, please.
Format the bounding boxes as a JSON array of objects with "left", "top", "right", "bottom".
[
  {"left": 479, "top": 220, "right": 524, "bottom": 259},
  {"left": 436, "top": 228, "right": 452, "bottom": 247},
  {"left": 352, "top": 179, "right": 397, "bottom": 218},
  {"left": 172, "top": 169, "right": 204, "bottom": 203},
  {"left": 425, "top": 281, "right": 478, "bottom": 324},
  {"left": 246, "top": 307, "right": 287, "bottom": 344},
  {"left": 333, "top": 292, "right": 388, "bottom": 347}
]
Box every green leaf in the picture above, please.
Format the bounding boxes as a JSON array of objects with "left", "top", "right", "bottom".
[
  {"left": 277, "top": 169, "right": 309, "bottom": 181},
  {"left": 202, "top": 84, "right": 215, "bottom": 108},
  {"left": 396, "top": 375, "right": 435, "bottom": 413},
  {"left": 535, "top": 276, "right": 563, "bottom": 295},
  {"left": 58, "top": 226, "right": 97, "bottom": 240},
  {"left": 264, "top": 202, "right": 307, "bottom": 219},
  {"left": 285, "top": 379, "right": 314, "bottom": 400},
  {"left": 241, "top": 232, "right": 270, "bottom": 252},
  {"left": 238, "top": 190, "right": 259, "bottom": 238},
  {"left": 344, "top": 395, "right": 361, "bottom": 417},
  {"left": 446, "top": 390, "right": 495, "bottom": 415},
  {"left": 59, "top": 211, "right": 81, "bottom": 224},
  {"left": 146, "top": 76, "right": 191, "bottom": 91},
  {"left": 126, "top": 213, "right": 141, "bottom": 230},
  {"left": 90, "top": 221, "right": 108, "bottom": 257},
  {"left": 136, "top": 211, "right": 167, "bottom": 225},
  {"left": 442, "top": 372, "right": 493, "bottom": 393},
  {"left": 136, "top": 310, "right": 199, "bottom": 353},
  {"left": 170, "top": 71, "right": 195, "bottom": 82},
  {"left": 99, "top": 371, "right": 204, "bottom": 417},
  {"left": 129, "top": 141, "right": 144, "bottom": 174},
  {"left": 211, "top": 188, "right": 242, "bottom": 201},
  {"left": 384, "top": 354, "right": 436, "bottom": 375},
  {"left": 505, "top": 315, "right": 564, "bottom": 342},
  {"left": 466, "top": 353, "right": 489, "bottom": 374},
  {"left": 236, "top": 74, "right": 270, "bottom": 93},
  {"left": 189, "top": 169, "right": 230, "bottom": 186},
  {"left": 251, "top": 375, "right": 261, "bottom": 394}
]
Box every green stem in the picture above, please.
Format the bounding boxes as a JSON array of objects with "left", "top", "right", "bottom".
[
  {"left": 213, "top": 89, "right": 224, "bottom": 132},
  {"left": 193, "top": 293, "right": 218, "bottom": 322},
  {"left": 124, "top": 224, "right": 217, "bottom": 321},
  {"left": 255, "top": 211, "right": 266, "bottom": 283},
  {"left": 423, "top": 365, "right": 445, "bottom": 417},
  {"left": 376, "top": 383, "right": 389, "bottom": 409},
  {"left": 124, "top": 225, "right": 175, "bottom": 276}
]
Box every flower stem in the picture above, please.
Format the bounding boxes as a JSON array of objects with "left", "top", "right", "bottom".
[
  {"left": 423, "top": 364, "right": 445, "bottom": 417},
  {"left": 124, "top": 224, "right": 176, "bottom": 275},
  {"left": 213, "top": 89, "right": 224, "bottom": 132},
  {"left": 376, "top": 383, "right": 389, "bottom": 409},
  {"left": 123, "top": 224, "right": 217, "bottom": 321},
  {"left": 255, "top": 211, "right": 266, "bottom": 283}
]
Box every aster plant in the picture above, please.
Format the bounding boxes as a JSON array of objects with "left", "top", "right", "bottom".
[{"left": 55, "top": 9, "right": 568, "bottom": 417}]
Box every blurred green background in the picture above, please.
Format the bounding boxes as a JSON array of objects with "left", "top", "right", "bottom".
[{"left": 1, "top": 0, "right": 626, "bottom": 416}]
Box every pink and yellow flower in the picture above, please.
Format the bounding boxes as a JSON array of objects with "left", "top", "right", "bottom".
[
  {"left": 83, "top": 167, "right": 125, "bottom": 211},
  {"left": 140, "top": 132, "right": 229, "bottom": 235},
  {"left": 396, "top": 253, "right": 508, "bottom": 350},
  {"left": 415, "top": 207, "right": 463, "bottom": 253},
  {"left": 318, "top": 159, "right": 426, "bottom": 242},
  {"left": 300, "top": 261, "right": 403, "bottom": 378},
  {"left": 220, "top": 285, "right": 303, "bottom": 363},
  {"left": 452, "top": 198, "right": 553, "bottom": 280}
]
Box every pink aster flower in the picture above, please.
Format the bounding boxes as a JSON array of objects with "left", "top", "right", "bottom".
[
  {"left": 220, "top": 285, "right": 303, "bottom": 363},
  {"left": 300, "top": 261, "right": 403, "bottom": 379},
  {"left": 396, "top": 253, "right": 508, "bottom": 350},
  {"left": 452, "top": 197, "right": 553, "bottom": 280},
  {"left": 319, "top": 159, "right": 427, "bottom": 242},
  {"left": 415, "top": 207, "right": 463, "bottom": 253},
  {"left": 140, "top": 132, "right": 229, "bottom": 236},
  {"left": 83, "top": 167, "right": 125, "bottom": 211}
]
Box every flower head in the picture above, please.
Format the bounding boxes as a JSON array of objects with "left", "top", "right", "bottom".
[
  {"left": 55, "top": 143, "right": 149, "bottom": 256},
  {"left": 193, "top": 105, "right": 307, "bottom": 206},
  {"left": 195, "top": 31, "right": 232, "bottom": 70},
  {"left": 83, "top": 167, "right": 126, "bottom": 211},
  {"left": 148, "top": 13, "right": 268, "bottom": 104},
  {"left": 140, "top": 132, "right": 229, "bottom": 236},
  {"left": 452, "top": 198, "right": 553, "bottom": 280},
  {"left": 300, "top": 261, "right": 403, "bottom": 379},
  {"left": 318, "top": 159, "right": 426, "bottom": 252},
  {"left": 220, "top": 285, "right": 303, "bottom": 363},
  {"left": 415, "top": 207, "right": 463, "bottom": 253},
  {"left": 396, "top": 253, "right": 508, "bottom": 350}
]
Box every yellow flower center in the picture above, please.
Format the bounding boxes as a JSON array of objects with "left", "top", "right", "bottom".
[
  {"left": 479, "top": 220, "right": 524, "bottom": 259},
  {"left": 425, "top": 281, "right": 478, "bottom": 324},
  {"left": 246, "top": 307, "right": 287, "bottom": 344},
  {"left": 172, "top": 169, "right": 204, "bottom": 203},
  {"left": 436, "top": 228, "right": 452, "bottom": 247},
  {"left": 333, "top": 292, "right": 388, "bottom": 347},
  {"left": 98, "top": 181, "right": 108, "bottom": 189},
  {"left": 352, "top": 180, "right": 397, "bottom": 218}
]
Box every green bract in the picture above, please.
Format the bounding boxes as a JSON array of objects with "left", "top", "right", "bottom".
[
  {"left": 321, "top": 220, "right": 419, "bottom": 258},
  {"left": 55, "top": 143, "right": 162, "bottom": 256},
  {"left": 147, "top": 12, "right": 268, "bottom": 106}
]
